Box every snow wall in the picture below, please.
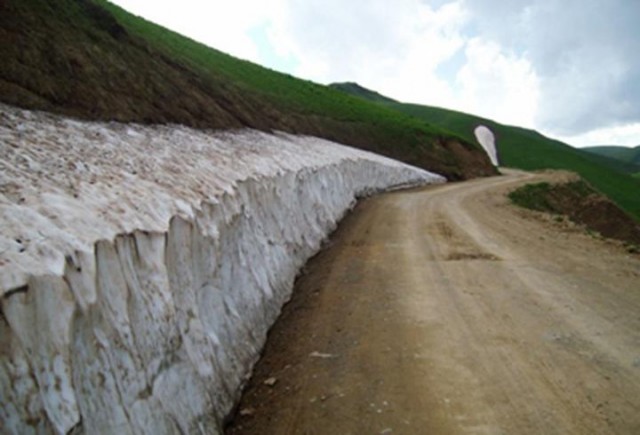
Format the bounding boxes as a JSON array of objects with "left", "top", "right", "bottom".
[
  {"left": 0, "top": 105, "right": 444, "bottom": 435},
  {"left": 474, "top": 125, "right": 499, "bottom": 166}
]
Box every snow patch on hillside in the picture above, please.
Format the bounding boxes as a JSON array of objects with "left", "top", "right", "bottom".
[
  {"left": 0, "top": 105, "right": 443, "bottom": 434},
  {"left": 474, "top": 125, "right": 499, "bottom": 166}
]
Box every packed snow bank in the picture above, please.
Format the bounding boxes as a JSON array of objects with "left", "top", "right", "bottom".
[
  {"left": 0, "top": 105, "right": 444, "bottom": 434},
  {"left": 474, "top": 125, "right": 499, "bottom": 166}
]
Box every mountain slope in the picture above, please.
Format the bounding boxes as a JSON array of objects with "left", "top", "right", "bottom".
[
  {"left": 583, "top": 146, "right": 640, "bottom": 165},
  {"left": 0, "top": 0, "right": 494, "bottom": 180},
  {"left": 330, "top": 83, "right": 640, "bottom": 221}
]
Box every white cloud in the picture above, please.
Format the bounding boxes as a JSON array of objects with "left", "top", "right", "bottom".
[
  {"left": 462, "top": 0, "right": 640, "bottom": 137},
  {"left": 555, "top": 123, "right": 640, "bottom": 148},
  {"left": 264, "top": 1, "right": 466, "bottom": 106},
  {"left": 265, "top": 0, "right": 539, "bottom": 129},
  {"left": 453, "top": 38, "right": 539, "bottom": 128}
]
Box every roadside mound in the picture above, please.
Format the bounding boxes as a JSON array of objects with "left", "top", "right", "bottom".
[{"left": 508, "top": 172, "right": 640, "bottom": 246}]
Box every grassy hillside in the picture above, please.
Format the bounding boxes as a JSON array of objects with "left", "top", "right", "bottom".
[
  {"left": 331, "top": 83, "right": 640, "bottom": 221},
  {"left": 0, "top": 0, "right": 494, "bottom": 180},
  {"left": 583, "top": 146, "right": 640, "bottom": 165}
]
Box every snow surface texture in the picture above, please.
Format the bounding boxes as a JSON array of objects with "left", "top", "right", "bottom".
[
  {"left": 474, "top": 125, "right": 499, "bottom": 166},
  {"left": 0, "top": 104, "right": 444, "bottom": 434}
]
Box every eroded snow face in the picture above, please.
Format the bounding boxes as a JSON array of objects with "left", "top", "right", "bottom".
[
  {"left": 0, "top": 104, "right": 444, "bottom": 434},
  {"left": 474, "top": 125, "right": 499, "bottom": 166}
]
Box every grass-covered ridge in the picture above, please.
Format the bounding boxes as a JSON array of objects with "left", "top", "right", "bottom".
[
  {"left": 583, "top": 146, "right": 640, "bottom": 166},
  {"left": 0, "top": 0, "right": 495, "bottom": 180},
  {"left": 328, "top": 82, "right": 399, "bottom": 104}
]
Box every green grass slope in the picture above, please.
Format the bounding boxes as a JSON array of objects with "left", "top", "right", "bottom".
[
  {"left": 331, "top": 83, "right": 640, "bottom": 221},
  {"left": 0, "top": 0, "right": 494, "bottom": 180},
  {"left": 329, "top": 82, "right": 398, "bottom": 103}
]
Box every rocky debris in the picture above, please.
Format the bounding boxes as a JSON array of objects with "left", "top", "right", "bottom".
[{"left": 263, "top": 377, "right": 278, "bottom": 387}]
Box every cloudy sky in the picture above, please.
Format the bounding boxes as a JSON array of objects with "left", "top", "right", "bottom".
[{"left": 110, "top": 0, "right": 640, "bottom": 147}]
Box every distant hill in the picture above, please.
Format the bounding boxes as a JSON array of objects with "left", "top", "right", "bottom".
[
  {"left": 332, "top": 83, "right": 640, "bottom": 221},
  {"left": 0, "top": 0, "right": 494, "bottom": 180},
  {"left": 329, "top": 82, "right": 398, "bottom": 104},
  {"left": 583, "top": 146, "right": 640, "bottom": 165}
]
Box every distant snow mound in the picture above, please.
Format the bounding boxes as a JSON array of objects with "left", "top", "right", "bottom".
[{"left": 474, "top": 125, "right": 499, "bottom": 166}]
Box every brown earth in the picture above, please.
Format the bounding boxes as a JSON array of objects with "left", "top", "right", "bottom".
[
  {"left": 544, "top": 177, "right": 640, "bottom": 246},
  {"left": 226, "top": 170, "right": 640, "bottom": 435}
]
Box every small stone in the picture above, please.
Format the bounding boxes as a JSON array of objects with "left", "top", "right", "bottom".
[
  {"left": 263, "top": 377, "right": 277, "bottom": 387},
  {"left": 309, "top": 351, "right": 337, "bottom": 359},
  {"left": 239, "top": 407, "right": 255, "bottom": 417}
]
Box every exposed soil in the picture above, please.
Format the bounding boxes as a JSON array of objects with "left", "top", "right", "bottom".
[
  {"left": 509, "top": 171, "right": 640, "bottom": 245},
  {"left": 226, "top": 170, "right": 640, "bottom": 435}
]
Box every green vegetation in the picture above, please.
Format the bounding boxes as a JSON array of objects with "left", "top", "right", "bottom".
[
  {"left": 508, "top": 180, "right": 595, "bottom": 213},
  {"left": 508, "top": 182, "right": 555, "bottom": 212},
  {"left": 329, "top": 83, "right": 398, "bottom": 104}
]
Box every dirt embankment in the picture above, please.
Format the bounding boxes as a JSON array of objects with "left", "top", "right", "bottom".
[
  {"left": 226, "top": 170, "right": 640, "bottom": 435},
  {"left": 509, "top": 171, "right": 640, "bottom": 246}
]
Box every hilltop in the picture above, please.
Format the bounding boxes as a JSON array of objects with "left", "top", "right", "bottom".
[
  {"left": 583, "top": 146, "right": 640, "bottom": 178},
  {"left": 329, "top": 82, "right": 399, "bottom": 104},
  {"left": 583, "top": 145, "right": 640, "bottom": 165},
  {"left": 0, "top": 0, "right": 494, "bottom": 180}
]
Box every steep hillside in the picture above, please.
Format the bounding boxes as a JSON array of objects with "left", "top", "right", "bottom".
[
  {"left": 330, "top": 82, "right": 640, "bottom": 221},
  {"left": 0, "top": 0, "right": 494, "bottom": 180}
]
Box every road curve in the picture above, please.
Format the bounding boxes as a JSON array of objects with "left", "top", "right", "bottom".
[{"left": 227, "top": 171, "right": 640, "bottom": 435}]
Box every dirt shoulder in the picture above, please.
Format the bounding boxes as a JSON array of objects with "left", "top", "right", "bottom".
[{"left": 226, "top": 170, "right": 640, "bottom": 435}]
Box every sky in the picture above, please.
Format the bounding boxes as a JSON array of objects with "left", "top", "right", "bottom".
[{"left": 110, "top": 0, "right": 640, "bottom": 147}]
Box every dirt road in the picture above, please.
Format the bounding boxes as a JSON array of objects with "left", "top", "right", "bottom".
[{"left": 226, "top": 171, "right": 640, "bottom": 435}]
